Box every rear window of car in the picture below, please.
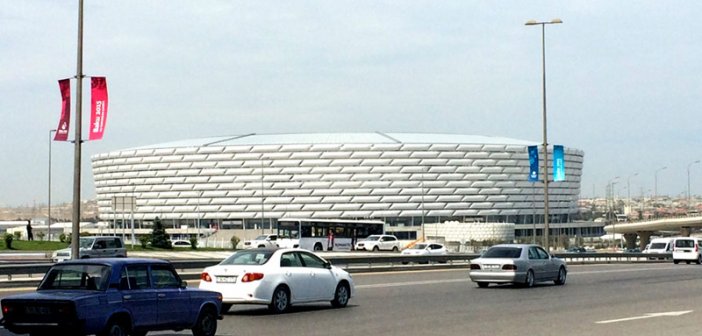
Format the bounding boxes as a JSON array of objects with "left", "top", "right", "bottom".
[
  {"left": 675, "top": 239, "right": 695, "bottom": 248},
  {"left": 221, "top": 250, "right": 274, "bottom": 265},
  {"left": 482, "top": 247, "right": 522, "bottom": 259},
  {"left": 649, "top": 243, "right": 667, "bottom": 249},
  {"left": 39, "top": 264, "right": 111, "bottom": 291}
]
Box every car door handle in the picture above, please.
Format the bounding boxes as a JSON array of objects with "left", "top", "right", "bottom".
[
  {"left": 285, "top": 271, "right": 292, "bottom": 277},
  {"left": 158, "top": 294, "right": 166, "bottom": 298},
  {"left": 123, "top": 295, "right": 132, "bottom": 300}
]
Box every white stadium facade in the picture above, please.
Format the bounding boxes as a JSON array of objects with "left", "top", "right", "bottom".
[{"left": 92, "top": 132, "right": 595, "bottom": 241}]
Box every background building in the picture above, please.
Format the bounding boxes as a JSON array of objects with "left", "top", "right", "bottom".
[{"left": 91, "top": 132, "right": 587, "bottom": 240}]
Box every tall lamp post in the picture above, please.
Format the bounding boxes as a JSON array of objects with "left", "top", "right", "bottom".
[
  {"left": 688, "top": 160, "right": 700, "bottom": 213},
  {"left": 48, "top": 129, "right": 56, "bottom": 241},
  {"left": 608, "top": 176, "right": 620, "bottom": 249},
  {"left": 654, "top": 166, "right": 667, "bottom": 202},
  {"left": 525, "top": 18, "right": 562, "bottom": 251}
]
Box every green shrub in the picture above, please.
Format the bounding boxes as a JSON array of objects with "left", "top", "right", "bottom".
[
  {"left": 230, "top": 235, "right": 240, "bottom": 250},
  {"left": 190, "top": 237, "right": 198, "bottom": 250},
  {"left": 13, "top": 231, "right": 21, "bottom": 240},
  {"left": 59, "top": 233, "right": 67, "bottom": 243},
  {"left": 37, "top": 231, "right": 46, "bottom": 241},
  {"left": 4, "top": 233, "right": 13, "bottom": 249},
  {"left": 139, "top": 235, "right": 150, "bottom": 248}
]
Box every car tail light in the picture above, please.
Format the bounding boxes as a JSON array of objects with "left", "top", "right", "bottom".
[
  {"left": 201, "top": 272, "right": 212, "bottom": 282},
  {"left": 2, "top": 304, "right": 12, "bottom": 314},
  {"left": 470, "top": 264, "right": 481, "bottom": 270},
  {"left": 241, "top": 272, "right": 264, "bottom": 282},
  {"left": 696, "top": 244, "right": 699, "bottom": 252},
  {"left": 502, "top": 264, "right": 517, "bottom": 271}
]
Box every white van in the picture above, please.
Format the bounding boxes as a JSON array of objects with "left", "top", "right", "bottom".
[
  {"left": 643, "top": 238, "right": 674, "bottom": 254},
  {"left": 672, "top": 237, "right": 702, "bottom": 264}
]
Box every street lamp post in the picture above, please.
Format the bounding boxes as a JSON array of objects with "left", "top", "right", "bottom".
[
  {"left": 48, "top": 129, "right": 56, "bottom": 241},
  {"left": 608, "top": 176, "right": 620, "bottom": 249},
  {"left": 654, "top": 166, "right": 667, "bottom": 203},
  {"left": 525, "top": 18, "right": 562, "bottom": 251},
  {"left": 688, "top": 160, "right": 700, "bottom": 213}
]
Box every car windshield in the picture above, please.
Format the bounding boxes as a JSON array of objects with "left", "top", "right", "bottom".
[
  {"left": 221, "top": 250, "right": 274, "bottom": 265},
  {"left": 254, "top": 235, "right": 268, "bottom": 240},
  {"left": 412, "top": 244, "right": 428, "bottom": 250},
  {"left": 39, "top": 264, "right": 111, "bottom": 291},
  {"left": 364, "top": 235, "right": 381, "bottom": 241},
  {"left": 482, "top": 247, "right": 522, "bottom": 259},
  {"left": 79, "top": 237, "right": 95, "bottom": 249}
]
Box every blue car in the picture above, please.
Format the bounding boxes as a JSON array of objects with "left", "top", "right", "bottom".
[{"left": 1, "top": 258, "right": 222, "bottom": 336}]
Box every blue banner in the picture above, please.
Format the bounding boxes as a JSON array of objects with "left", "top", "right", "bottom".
[
  {"left": 553, "top": 145, "right": 565, "bottom": 182},
  {"left": 528, "top": 145, "right": 539, "bottom": 182}
]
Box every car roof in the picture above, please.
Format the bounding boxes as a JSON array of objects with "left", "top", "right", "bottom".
[
  {"left": 491, "top": 244, "right": 541, "bottom": 249},
  {"left": 57, "top": 258, "right": 170, "bottom": 266}
]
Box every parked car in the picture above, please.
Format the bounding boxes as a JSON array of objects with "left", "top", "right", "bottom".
[
  {"left": 173, "top": 240, "right": 193, "bottom": 248},
  {"left": 469, "top": 244, "right": 568, "bottom": 288},
  {"left": 199, "top": 248, "right": 354, "bottom": 314},
  {"left": 0, "top": 258, "right": 222, "bottom": 336},
  {"left": 354, "top": 234, "right": 401, "bottom": 252},
  {"left": 672, "top": 237, "right": 702, "bottom": 264},
  {"left": 243, "top": 234, "right": 279, "bottom": 249},
  {"left": 401, "top": 243, "right": 448, "bottom": 264},
  {"left": 52, "top": 236, "right": 127, "bottom": 262}
]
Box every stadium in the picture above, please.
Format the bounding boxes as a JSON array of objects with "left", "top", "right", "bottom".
[{"left": 91, "top": 132, "right": 589, "bottom": 241}]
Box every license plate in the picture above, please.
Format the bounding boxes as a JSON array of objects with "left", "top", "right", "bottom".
[
  {"left": 217, "top": 276, "right": 237, "bottom": 283},
  {"left": 25, "top": 306, "right": 51, "bottom": 315},
  {"left": 484, "top": 264, "right": 500, "bottom": 270}
]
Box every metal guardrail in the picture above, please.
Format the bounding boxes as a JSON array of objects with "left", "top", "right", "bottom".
[{"left": 0, "top": 253, "right": 674, "bottom": 288}]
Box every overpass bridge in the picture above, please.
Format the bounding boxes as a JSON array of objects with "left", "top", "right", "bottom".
[{"left": 603, "top": 215, "right": 702, "bottom": 250}]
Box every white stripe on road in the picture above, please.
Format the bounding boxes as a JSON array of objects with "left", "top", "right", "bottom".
[
  {"left": 356, "top": 278, "right": 468, "bottom": 289},
  {"left": 595, "top": 310, "right": 693, "bottom": 324}
]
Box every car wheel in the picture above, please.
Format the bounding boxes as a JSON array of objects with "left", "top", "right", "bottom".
[
  {"left": 131, "top": 331, "right": 147, "bottom": 336},
  {"left": 392, "top": 246, "right": 399, "bottom": 252},
  {"left": 697, "top": 255, "right": 702, "bottom": 265},
  {"left": 674, "top": 259, "right": 680, "bottom": 264},
  {"left": 331, "top": 283, "right": 350, "bottom": 308},
  {"left": 269, "top": 286, "right": 290, "bottom": 314},
  {"left": 477, "top": 282, "right": 489, "bottom": 288},
  {"left": 523, "top": 270, "right": 535, "bottom": 288},
  {"left": 221, "top": 303, "right": 233, "bottom": 313},
  {"left": 686, "top": 261, "right": 691, "bottom": 264},
  {"left": 554, "top": 267, "right": 567, "bottom": 285},
  {"left": 372, "top": 246, "right": 379, "bottom": 252},
  {"left": 258, "top": 245, "right": 266, "bottom": 248},
  {"left": 314, "top": 243, "right": 323, "bottom": 251},
  {"left": 401, "top": 261, "right": 409, "bottom": 265},
  {"left": 98, "top": 318, "right": 128, "bottom": 336},
  {"left": 191, "top": 307, "right": 218, "bottom": 336}
]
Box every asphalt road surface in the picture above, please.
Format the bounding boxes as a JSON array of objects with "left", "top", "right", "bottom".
[{"left": 2, "top": 263, "right": 702, "bottom": 336}]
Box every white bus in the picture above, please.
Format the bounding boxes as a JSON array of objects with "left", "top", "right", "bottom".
[{"left": 276, "top": 218, "right": 385, "bottom": 252}]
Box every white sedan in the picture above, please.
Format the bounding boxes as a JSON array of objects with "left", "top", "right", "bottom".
[
  {"left": 199, "top": 248, "right": 355, "bottom": 314},
  {"left": 400, "top": 243, "right": 448, "bottom": 264}
]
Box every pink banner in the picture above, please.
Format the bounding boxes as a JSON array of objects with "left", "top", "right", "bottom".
[
  {"left": 54, "top": 79, "right": 71, "bottom": 141},
  {"left": 89, "top": 77, "right": 108, "bottom": 140}
]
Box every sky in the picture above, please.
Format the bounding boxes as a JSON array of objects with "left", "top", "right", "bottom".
[{"left": 1, "top": 1, "right": 701, "bottom": 207}]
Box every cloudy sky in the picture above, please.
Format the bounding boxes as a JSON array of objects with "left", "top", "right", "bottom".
[{"left": 1, "top": 1, "right": 701, "bottom": 207}]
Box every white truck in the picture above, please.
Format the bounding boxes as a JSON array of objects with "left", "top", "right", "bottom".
[{"left": 242, "top": 234, "right": 279, "bottom": 249}]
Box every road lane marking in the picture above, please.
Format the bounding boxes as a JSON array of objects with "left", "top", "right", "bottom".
[{"left": 595, "top": 310, "right": 693, "bottom": 324}]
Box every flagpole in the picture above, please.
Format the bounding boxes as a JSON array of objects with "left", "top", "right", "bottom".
[{"left": 71, "top": 0, "right": 84, "bottom": 259}]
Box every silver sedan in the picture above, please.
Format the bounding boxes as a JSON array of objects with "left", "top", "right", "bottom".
[{"left": 469, "top": 244, "right": 567, "bottom": 288}]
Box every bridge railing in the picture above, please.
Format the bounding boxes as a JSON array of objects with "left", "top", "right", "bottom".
[{"left": 0, "top": 252, "right": 673, "bottom": 288}]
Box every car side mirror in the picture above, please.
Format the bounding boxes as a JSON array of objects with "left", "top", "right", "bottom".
[
  {"left": 323, "top": 261, "right": 332, "bottom": 269},
  {"left": 180, "top": 281, "right": 188, "bottom": 289}
]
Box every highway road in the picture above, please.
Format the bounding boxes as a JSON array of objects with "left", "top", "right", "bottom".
[{"left": 2, "top": 263, "right": 702, "bottom": 335}]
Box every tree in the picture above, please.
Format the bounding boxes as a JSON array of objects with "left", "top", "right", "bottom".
[{"left": 150, "top": 217, "right": 172, "bottom": 249}]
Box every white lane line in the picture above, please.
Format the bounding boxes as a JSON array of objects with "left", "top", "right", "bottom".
[
  {"left": 572, "top": 266, "right": 686, "bottom": 275},
  {"left": 595, "top": 310, "right": 693, "bottom": 324}
]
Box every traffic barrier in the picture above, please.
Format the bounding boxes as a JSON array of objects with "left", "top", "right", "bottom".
[{"left": 0, "top": 252, "right": 673, "bottom": 288}]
